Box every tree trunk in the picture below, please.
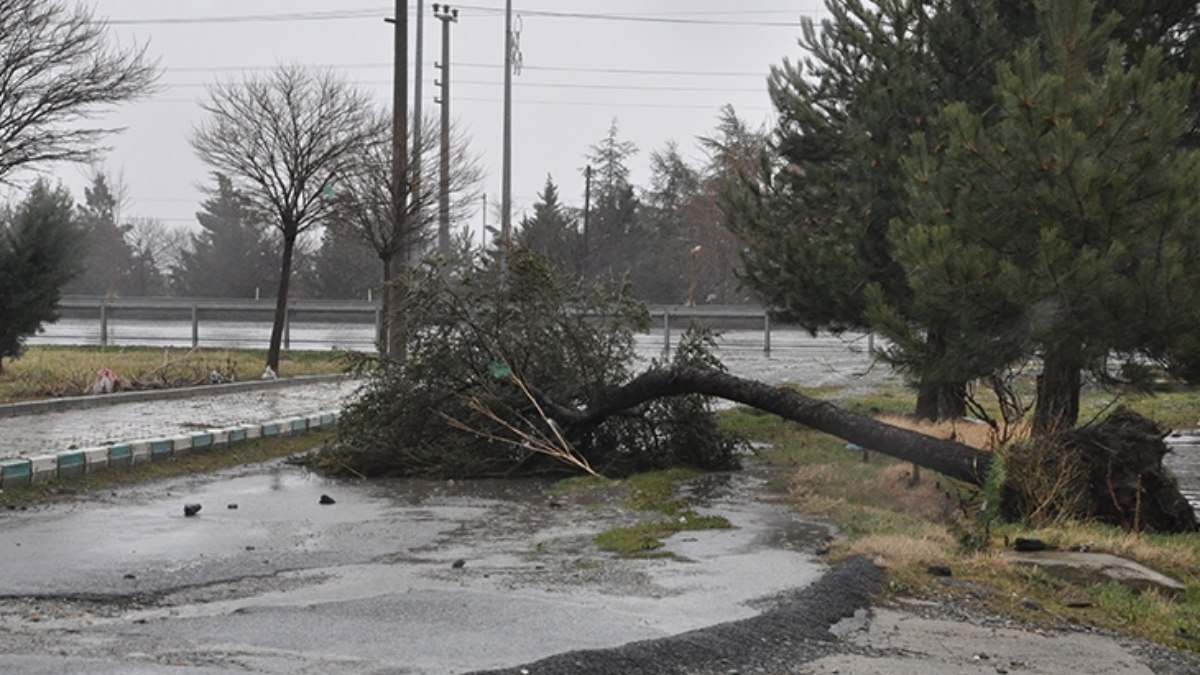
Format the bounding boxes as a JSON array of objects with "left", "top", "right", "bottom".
[
  {"left": 526, "top": 366, "right": 1197, "bottom": 533},
  {"left": 534, "top": 366, "right": 992, "bottom": 485},
  {"left": 915, "top": 379, "right": 967, "bottom": 421},
  {"left": 266, "top": 231, "right": 297, "bottom": 373},
  {"left": 938, "top": 382, "right": 967, "bottom": 419},
  {"left": 915, "top": 380, "right": 940, "bottom": 421},
  {"left": 914, "top": 329, "right": 967, "bottom": 421},
  {"left": 385, "top": 252, "right": 406, "bottom": 361},
  {"left": 1033, "top": 344, "right": 1081, "bottom": 436},
  {"left": 379, "top": 254, "right": 392, "bottom": 358}
]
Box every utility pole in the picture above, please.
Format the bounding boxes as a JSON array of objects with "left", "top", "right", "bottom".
[
  {"left": 384, "top": 0, "right": 409, "bottom": 359},
  {"left": 582, "top": 164, "right": 592, "bottom": 277},
  {"left": 413, "top": 0, "right": 426, "bottom": 225},
  {"left": 434, "top": 4, "right": 457, "bottom": 257},
  {"left": 501, "top": 0, "right": 513, "bottom": 241}
]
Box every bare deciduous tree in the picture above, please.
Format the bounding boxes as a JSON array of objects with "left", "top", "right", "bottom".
[
  {"left": 0, "top": 0, "right": 159, "bottom": 184},
  {"left": 191, "top": 64, "right": 377, "bottom": 372},
  {"left": 328, "top": 109, "right": 484, "bottom": 358}
]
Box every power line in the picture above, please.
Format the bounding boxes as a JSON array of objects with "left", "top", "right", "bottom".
[
  {"left": 157, "top": 79, "right": 765, "bottom": 94},
  {"left": 482, "top": 63, "right": 768, "bottom": 78},
  {"left": 142, "top": 90, "right": 773, "bottom": 111},
  {"left": 468, "top": 80, "right": 766, "bottom": 93},
  {"left": 455, "top": 96, "right": 771, "bottom": 111},
  {"left": 102, "top": 8, "right": 389, "bottom": 26},
  {"left": 167, "top": 61, "right": 768, "bottom": 78},
  {"left": 101, "top": 5, "right": 818, "bottom": 27},
  {"left": 142, "top": 96, "right": 772, "bottom": 111},
  {"left": 452, "top": 6, "right": 807, "bottom": 26}
]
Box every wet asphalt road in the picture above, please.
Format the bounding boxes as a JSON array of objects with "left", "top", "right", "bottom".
[{"left": 0, "top": 459, "right": 836, "bottom": 674}]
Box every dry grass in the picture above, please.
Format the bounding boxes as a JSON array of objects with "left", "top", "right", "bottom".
[
  {"left": 723, "top": 400, "right": 1200, "bottom": 653},
  {"left": 844, "top": 530, "right": 958, "bottom": 570},
  {"left": 0, "top": 346, "right": 345, "bottom": 403},
  {"left": 875, "top": 413, "right": 1029, "bottom": 450},
  {"left": 865, "top": 463, "right": 957, "bottom": 521},
  {"left": 995, "top": 523, "right": 1200, "bottom": 579}
]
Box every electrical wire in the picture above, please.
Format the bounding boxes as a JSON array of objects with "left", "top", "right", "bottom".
[
  {"left": 157, "top": 79, "right": 765, "bottom": 93},
  {"left": 454, "top": 6, "right": 807, "bottom": 26},
  {"left": 101, "top": 5, "right": 818, "bottom": 27},
  {"left": 167, "top": 62, "right": 769, "bottom": 79},
  {"left": 101, "top": 8, "right": 389, "bottom": 26},
  {"left": 141, "top": 95, "right": 772, "bottom": 112}
]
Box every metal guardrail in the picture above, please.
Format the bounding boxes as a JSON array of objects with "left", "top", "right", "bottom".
[
  {"left": 48, "top": 296, "right": 874, "bottom": 356},
  {"left": 57, "top": 296, "right": 382, "bottom": 350}
]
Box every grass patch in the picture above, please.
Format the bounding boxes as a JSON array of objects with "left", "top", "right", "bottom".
[
  {"left": 0, "top": 346, "right": 346, "bottom": 404},
  {"left": 623, "top": 468, "right": 700, "bottom": 514},
  {"left": 548, "top": 474, "right": 614, "bottom": 495},
  {"left": 590, "top": 468, "right": 733, "bottom": 559},
  {"left": 1083, "top": 388, "right": 1200, "bottom": 431},
  {"left": 719, "top": 387, "right": 1200, "bottom": 654},
  {"left": 0, "top": 430, "right": 331, "bottom": 509}
]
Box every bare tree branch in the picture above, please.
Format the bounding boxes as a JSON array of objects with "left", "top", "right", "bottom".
[
  {"left": 190, "top": 64, "right": 377, "bottom": 371},
  {"left": 0, "top": 0, "right": 160, "bottom": 184},
  {"left": 326, "top": 108, "right": 485, "bottom": 356}
]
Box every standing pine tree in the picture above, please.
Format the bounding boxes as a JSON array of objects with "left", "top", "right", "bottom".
[
  {"left": 638, "top": 141, "right": 699, "bottom": 304},
  {"left": 727, "top": 0, "right": 1200, "bottom": 422},
  {"left": 584, "top": 119, "right": 643, "bottom": 287},
  {"left": 517, "top": 175, "right": 581, "bottom": 276},
  {"left": 725, "top": 0, "right": 972, "bottom": 419},
  {"left": 0, "top": 180, "right": 80, "bottom": 373},
  {"left": 694, "top": 105, "right": 769, "bottom": 305},
  {"left": 881, "top": 0, "right": 1200, "bottom": 434},
  {"left": 304, "top": 226, "right": 381, "bottom": 300},
  {"left": 172, "top": 174, "right": 279, "bottom": 298},
  {"left": 63, "top": 173, "right": 135, "bottom": 297}
]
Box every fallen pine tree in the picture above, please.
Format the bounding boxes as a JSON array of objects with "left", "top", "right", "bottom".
[
  {"left": 322, "top": 247, "right": 1197, "bottom": 534},
  {"left": 520, "top": 366, "right": 1198, "bottom": 534}
]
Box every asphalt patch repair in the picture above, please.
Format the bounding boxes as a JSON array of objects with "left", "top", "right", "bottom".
[{"left": 470, "top": 556, "right": 885, "bottom": 675}]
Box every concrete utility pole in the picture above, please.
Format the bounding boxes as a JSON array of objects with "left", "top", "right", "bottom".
[
  {"left": 583, "top": 164, "right": 592, "bottom": 276},
  {"left": 434, "top": 4, "right": 457, "bottom": 257},
  {"left": 501, "top": 0, "right": 513, "bottom": 241},
  {"left": 413, "top": 0, "right": 426, "bottom": 222},
  {"left": 385, "top": 0, "right": 409, "bottom": 358}
]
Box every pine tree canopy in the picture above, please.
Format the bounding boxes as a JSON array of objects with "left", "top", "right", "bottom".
[
  {"left": 726, "top": 0, "right": 1200, "bottom": 425},
  {"left": 0, "top": 180, "right": 80, "bottom": 371}
]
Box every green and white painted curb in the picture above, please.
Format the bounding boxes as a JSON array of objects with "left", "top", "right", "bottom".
[{"left": 0, "top": 410, "right": 341, "bottom": 490}]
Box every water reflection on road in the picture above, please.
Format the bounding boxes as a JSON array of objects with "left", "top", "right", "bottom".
[{"left": 1165, "top": 433, "right": 1200, "bottom": 512}]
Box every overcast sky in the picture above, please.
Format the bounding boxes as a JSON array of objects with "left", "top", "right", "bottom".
[{"left": 21, "top": 1, "right": 829, "bottom": 239}]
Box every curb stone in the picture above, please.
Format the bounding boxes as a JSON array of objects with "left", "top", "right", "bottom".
[{"left": 0, "top": 410, "right": 341, "bottom": 491}]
